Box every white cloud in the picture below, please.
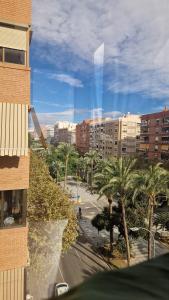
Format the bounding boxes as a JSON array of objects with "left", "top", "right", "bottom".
[
  {"left": 37, "top": 108, "right": 88, "bottom": 124},
  {"left": 34, "top": 100, "right": 62, "bottom": 107},
  {"left": 32, "top": 0, "right": 169, "bottom": 98},
  {"left": 103, "top": 111, "right": 122, "bottom": 118},
  {"left": 36, "top": 107, "right": 125, "bottom": 125},
  {"left": 49, "top": 73, "right": 83, "bottom": 88},
  {"left": 94, "top": 43, "right": 104, "bottom": 66}
]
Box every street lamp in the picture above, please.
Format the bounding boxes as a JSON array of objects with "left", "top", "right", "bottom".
[{"left": 130, "top": 227, "right": 155, "bottom": 258}]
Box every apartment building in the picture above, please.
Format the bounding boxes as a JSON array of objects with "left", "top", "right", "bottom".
[
  {"left": 140, "top": 108, "right": 169, "bottom": 160},
  {"left": 76, "top": 120, "right": 92, "bottom": 154},
  {"left": 89, "top": 114, "right": 140, "bottom": 158},
  {"left": 0, "top": 1, "right": 31, "bottom": 299},
  {"left": 76, "top": 114, "right": 140, "bottom": 158},
  {"left": 54, "top": 121, "right": 76, "bottom": 145},
  {"left": 118, "top": 114, "right": 141, "bottom": 157}
]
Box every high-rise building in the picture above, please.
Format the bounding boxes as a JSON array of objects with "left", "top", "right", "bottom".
[
  {"left": 76, "top": 115, "right": 141, "bottom": 158},
  {"left": 140, "top": 108, "right": 169, "bottom": 160},
  {"left": 0, "top": 1, "right": 31, "bottom": 298}
]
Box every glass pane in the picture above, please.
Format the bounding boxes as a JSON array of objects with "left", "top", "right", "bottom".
[
  {"left": 4, "top": 48, "right": 25, "bottom": 65},
  {"left": 2, "top": 190, "right": 25, "bottom": 227},
  {"left": 0, "top": 47, "right": 2, "bottom": 61}
]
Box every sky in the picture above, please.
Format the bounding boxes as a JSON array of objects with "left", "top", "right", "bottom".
[{"left": 31, "top": 0, "right": 169, "bottom": 125}]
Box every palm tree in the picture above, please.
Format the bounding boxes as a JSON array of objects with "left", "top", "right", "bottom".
[
  {"left": 94, "top": 163, "right": 115, "bottom": 253},
  {"left": 51, "top": 160, "right": 64, "bottom": 183},
  {"left": 134, "top": 163, "right": 169, "bottom": 259},
  {"left": 57, "top": 143, "right": 78, "bottom": 188},
  {"left": 101, "top": 157, "right": 137, "bottom": 266},
  {"left": 76, "top": 157, "right": 86, "bottom": 181},
  {"left": 84, "top": 150, "right": 100, "bottom": 189}
]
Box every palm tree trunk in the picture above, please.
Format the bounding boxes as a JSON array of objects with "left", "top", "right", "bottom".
[
  {"left": 91, "top": 161, "right": 93, "bottom": 189},
  {"left": 64, "top": 156, "right": 68, "bottom": 188},
  {"left": 121, "top": 200, "right": 130, "bottom": 266},
  {"left": 148, "top": 198, "right": 154, "bottom": 260},
  {"left": 108, "top": 198, "right": 113, "bottom": 254}
]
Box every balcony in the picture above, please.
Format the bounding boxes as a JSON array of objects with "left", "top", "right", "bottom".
[
  {"left": 163, "top": 117, "right": 169, "bottom": 125},
  {"left": 141, "top": 120, "right": 149, "bottom": 127}
]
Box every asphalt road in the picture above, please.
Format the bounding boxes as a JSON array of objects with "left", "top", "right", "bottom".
[{"left": 56, "top": 228, "right": 111, "bottom": 289}]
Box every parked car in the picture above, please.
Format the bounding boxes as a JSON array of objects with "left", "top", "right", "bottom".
[{"left": 55, "top": 283, "right": 69, "bottom": 297}]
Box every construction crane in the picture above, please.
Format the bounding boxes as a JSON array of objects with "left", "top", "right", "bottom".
[{"left": 29, "top": 106, "right": 48, "bottom": 149}]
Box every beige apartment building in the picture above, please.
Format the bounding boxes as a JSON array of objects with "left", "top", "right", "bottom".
[
  {"left": 87, "top": 114, "right": 141, "bottom": 158},
  {"left": 54, "top": 121, "right": 76, "bottom": 145}
]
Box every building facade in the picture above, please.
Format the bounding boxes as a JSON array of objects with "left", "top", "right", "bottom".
[
  {"left": 89, "top": 114, "right": 140, "bottom": 158},
  {"left": 0, "top": 1, "right": 31, "bottom": 299},
  {"left": 54, "top": 121, "right": 76, "bottom": 145},
  {"left": 76, "top": 115, "right": 140, "bottom": 158},
  {"left": 140, "top": 109, "right": 169, "bottom": 160},
  {"left": 76, "top": 120, "right": 92, "bottom": 155}
]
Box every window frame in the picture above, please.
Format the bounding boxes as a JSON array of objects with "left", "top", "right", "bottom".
[
  {"left": 0, "top": 190, "right": 27, "bottom": 229},
  {"left": 0, "top": 46, "right": 26, "bottom": 66}
]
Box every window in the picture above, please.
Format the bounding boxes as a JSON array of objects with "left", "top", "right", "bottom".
[
  {"left": 0, "top": 47, "right": 2, "bottom": 61},
  {"left": 155, "top": 136, "right": 159, "bottom": 141},
  {"left": 154, "top": 145, "right": 158, "bottom": 151},
  {"left": 122, "top": 147, "right": 126, "bottom": 152},
  {"left": 4, "top": 48, "right": 25, "bottom": 65},
  {"left": 0, "top": 190, "right": 26, "bottom": 228}
]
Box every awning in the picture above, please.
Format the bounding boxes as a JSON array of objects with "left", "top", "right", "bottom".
[
  {"left": 0, "top": 102, "right": 28, "bottom": 156},
  {"left": 161, "top": 145, "right": 169, "bottom": 151},
  {"left": 0, "top": 26, "right": 26, "bottom": 50},
  {"left": 0, "top": 268, "right": 24, "bottom": 300},
  {"left": 139, "top": 143, "right": 149, "bottom": 150}
]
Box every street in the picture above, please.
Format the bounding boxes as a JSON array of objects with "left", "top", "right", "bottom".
[
  {"left": 56, "top": 228, "right": 111, "bottom": 289},
  {"left": 55, "top": 180, "right": 112, "bottom": 293},
  {"left": 63, "top": 180, "right": 169, "bottom": 265}
]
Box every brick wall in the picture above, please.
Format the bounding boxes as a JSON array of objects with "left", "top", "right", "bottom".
[
  {"left": 76, "top": 122, "right": 90, "bottom": 154},
  {"left": 0, "top": 0, "right": 31, "bottom": 25},
  {"left": 0, "top": 226, "right": 28, "bottom": 271},
  {"left": 0, "top": 155, "right": 29, "bottom": 190},
  {"left": 0, "top": 64, "right": 30, "bottom": 105}
]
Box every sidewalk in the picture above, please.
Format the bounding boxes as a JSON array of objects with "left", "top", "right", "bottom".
[{"left": 67, "top": 181, "right": 169, "bottom": 265}]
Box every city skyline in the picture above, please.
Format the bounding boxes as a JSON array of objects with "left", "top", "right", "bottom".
[{"left": 31, "top": 0, "right": 169, "bottom": 125}]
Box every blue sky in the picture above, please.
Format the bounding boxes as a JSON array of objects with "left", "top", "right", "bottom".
[{"left": 31, "top": 0, "right": 169, "bottom": 125}]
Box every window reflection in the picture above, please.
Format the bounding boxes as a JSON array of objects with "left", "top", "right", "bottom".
[
  {"left": 4, "top": 48, "right": 25, "bottom": 65},
  {"left": 0, "top": 190, "right": 26, "bottom": 228}
]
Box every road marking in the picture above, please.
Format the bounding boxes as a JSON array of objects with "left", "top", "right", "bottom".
[
  {"left": 74, "top": 248, "right": 82, "bottom": 262},
  {"left": 58, "top": 264, "right": 65, "bottom": 282}
]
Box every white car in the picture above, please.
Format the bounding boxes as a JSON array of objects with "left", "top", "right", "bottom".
[{"left": 55, "top": 282, "right": 69, "bottom": 297}]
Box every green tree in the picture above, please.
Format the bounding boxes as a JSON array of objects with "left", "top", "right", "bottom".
[
  {"left": 84, "top": 150, "right": 101, "bottom": 188},
  {"left": 101, "top": 157, "right": 138, "bottom": 266},
  {"left": 94, "top": 161, "right": 115, "bottom": 253},
  {"left": 27, "top": 152, "right": 77, "bottom": 271},
  {"left": 134, "top": 163, "right": 169, "bottom": 259},
  {"left": 57, "top": 143, "right": 78, "bottom": 188}
]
